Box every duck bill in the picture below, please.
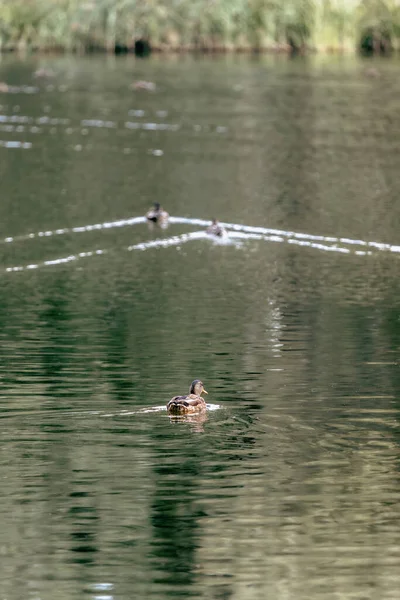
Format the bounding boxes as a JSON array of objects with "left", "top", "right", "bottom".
[{"left": 202, "top": 388, "right": 208, "bottom": 395}]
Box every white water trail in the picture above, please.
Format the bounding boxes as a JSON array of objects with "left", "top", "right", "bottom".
[
  {"left": 1, "top": 214, "right": 399, "bottom": 274},
  {"left": 2, "top": 214, "right": 398, "bottom": 254}
]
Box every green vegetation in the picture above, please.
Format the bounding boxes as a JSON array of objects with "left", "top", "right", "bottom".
[{"left": 0, "top": 0, "right": 400, "bottom": 52}]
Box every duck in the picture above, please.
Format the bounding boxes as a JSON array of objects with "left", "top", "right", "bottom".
[
  {"left": 131, "top": 80, "right": 156, "bottom": 91},
  {"left": 363, "top": 67, "right": 380, "bottom": 78},
  {"left": 146, "top": 202, "right": 169, "bottom": 225},
  {"left": 167, "top": 379, "right": 208, "bottom": 414},
  {"left": 206, "top": 218, "right": 228, "bottom": 238},
  {"left": 34, "top": 68, "right": 55, "bottom": 78}
]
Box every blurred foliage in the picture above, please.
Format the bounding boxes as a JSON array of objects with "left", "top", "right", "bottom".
[{"left": 0, "top": 0, "right": 399, "bottom": 50}]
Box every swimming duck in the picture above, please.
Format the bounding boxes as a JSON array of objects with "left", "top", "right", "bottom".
[
  {"left": 206, "top": 219, "right": 228, "bottom": 238},
  {"left": 167, "top": 380, "right": 208, "bottom": 414},
  {"left": 363, "top": 67, "right": 380, "bottom": 78},
  {"left": 131, "top": 80, "right": 156, "bottom": 91},
  {"left": 34, "top": 68, "right": 55, "bottom": 78},
  {"left": 146, "top": 202, "right": 169, "bottom": 225}
]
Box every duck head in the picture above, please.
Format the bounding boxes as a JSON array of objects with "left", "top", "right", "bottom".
[{"left": 189, "top": 379, "right": 208, "bottom": 396}]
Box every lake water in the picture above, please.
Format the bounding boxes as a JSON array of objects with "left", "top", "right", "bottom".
[{"left": 0, "top": 53, "right": 399, "bottom": 600}]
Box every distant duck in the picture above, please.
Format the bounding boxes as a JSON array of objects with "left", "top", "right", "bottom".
[
  {"left": 206, "top": 219, "right": 228, "bottom": 238},
  {"left": 131, "top": 80, "right": 156, "bottom": 91},
  {"left": 167, "top": 380, "right": 208, "bottom": 415},
  {"left": 363, "top": 67, "right": 380, "bottom": 78},
  {"left": 34, "top": 68, "right": 55, "bottom": 78},
  {"left": 146, "top": 202, "right": 169, "bottom": 225},
  {"left": 0, "top": 82, "right": 9, "bottom": 93}
]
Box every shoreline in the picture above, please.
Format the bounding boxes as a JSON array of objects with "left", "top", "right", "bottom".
[{"left": 0, "top": 44, "right": 390, "bottom": 56}]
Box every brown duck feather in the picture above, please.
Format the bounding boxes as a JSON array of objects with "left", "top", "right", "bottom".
[{"left": 167, "top": 380, "right": 208, "bottom": 415}]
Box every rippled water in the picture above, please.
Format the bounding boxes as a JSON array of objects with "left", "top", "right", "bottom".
[{"left": 0, "top": 54, "right": 399, "bottom": 600}]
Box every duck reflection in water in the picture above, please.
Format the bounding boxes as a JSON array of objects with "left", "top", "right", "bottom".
[
  {"left": 150, "top": 443, "right": 207, "bottom": 587},
  {"left": 168, "top": 411, "right": 208, "bottom": 433},
  {"left": 145, "top": 202, "right": 169, "bottom": 229}
]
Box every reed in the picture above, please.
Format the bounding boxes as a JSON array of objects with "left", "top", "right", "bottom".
[{"left": 0, "top": 0, "right": 399, "bottom": 52}]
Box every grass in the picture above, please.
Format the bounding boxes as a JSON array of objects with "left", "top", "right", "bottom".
[{"left": 0, "top": 0, "right": 399, "bottom": 52}]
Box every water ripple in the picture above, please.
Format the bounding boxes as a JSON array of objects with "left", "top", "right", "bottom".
[
  {"left": 0, "top": 140, "right": 32, "bottom": 149},
  {"left": 1, "top": 214, "right": 399, "bottom": 275},
  {"left": 2, "top": 214, "right": 399, "bottom": 254}
]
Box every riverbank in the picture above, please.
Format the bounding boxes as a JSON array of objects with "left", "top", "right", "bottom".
[
  {"left": 0, "top": 0, "right": 398, "bottom": 55},
  {"left": 0, "top": 41, "right": 396, "bottom": 56}
]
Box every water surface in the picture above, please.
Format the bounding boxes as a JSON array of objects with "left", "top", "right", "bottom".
[{"left": 0, "top": 54, "right": 399, "bottom": 600}]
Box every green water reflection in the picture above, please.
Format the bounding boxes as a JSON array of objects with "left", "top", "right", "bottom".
[{"left": 0, "top": 54, "right": 399, "bottom": 600}]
